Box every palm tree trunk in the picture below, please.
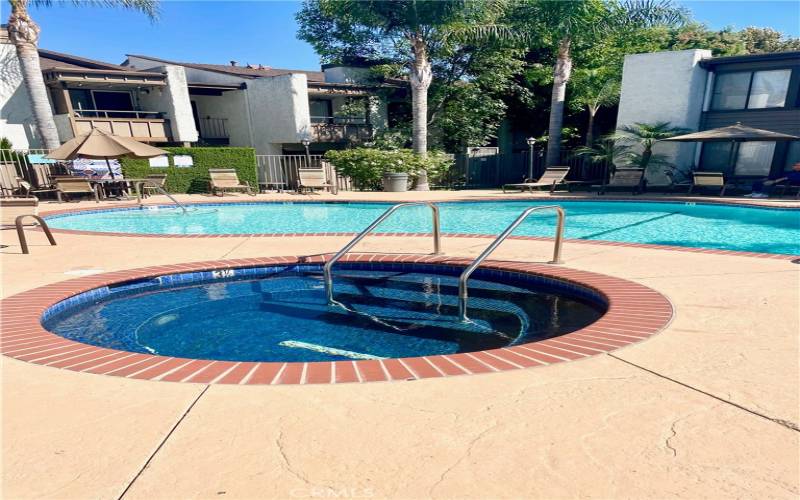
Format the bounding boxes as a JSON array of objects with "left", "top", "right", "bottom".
[
  {"left": 410, "top": 35, "right": 432, "bottom": 191},
  {"left": 8, "top": 1, "right": 61, "bottom": 150},
  {"left": 585, "top": 106, "right": 596, "bottom": 146},
  {"left": 545, "top": 37, "right": 572, "bottom": 167}
]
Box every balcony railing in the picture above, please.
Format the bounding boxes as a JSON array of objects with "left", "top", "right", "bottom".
[
  {"left": 198, "top": 117, "right": 230, "bottom": 139},
  {"left": 310, "top": 122, "right": 373, "bottom": 143},
  {"left": 73, "top": 109, "right": 164, "bottom": 119},
  {"left": 73, "top": 115, "right": 171, "bottom": 142}
]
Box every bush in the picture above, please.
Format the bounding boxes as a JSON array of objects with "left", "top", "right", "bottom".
[
  {"left": 325, "top": 148, "right": 453, "bottom": 190},
  {"left": 120, "top": 147, "right": 257, "bottom": 194}
]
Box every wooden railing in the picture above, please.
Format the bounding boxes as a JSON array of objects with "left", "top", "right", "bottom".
[
  {"left": 73, "top": 109, "right": 163, "bottom": 119},
  {"left": 310, "top": 123, "right": 373, "bottom": 143},
  {"left": 73, "top": 117, "right": 171, "bottom": 142},
  {"left": 198, "top": 117, "right": 229, "bottom": 139}
]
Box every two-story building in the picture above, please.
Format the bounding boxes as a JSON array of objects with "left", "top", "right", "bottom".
[
  {"left": 1, "top": 33, "right": 397, "bottom": 155},
  {"left": 616, "top": 49, "right": 800, "bottom": 185}
]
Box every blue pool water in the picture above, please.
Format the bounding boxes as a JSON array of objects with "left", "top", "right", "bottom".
[
  {"left": 45, "top": 200, "right": 800, "bottom": 255},
  {"left": 41, "top": 264, "right": 604, "bottom": 362}
]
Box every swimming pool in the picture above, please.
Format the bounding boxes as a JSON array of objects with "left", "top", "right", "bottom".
[
  {"left": 45, "top": 200, "right": 800, "bottom": 255},
  {"left": 41, "top": 263, "right": 604, "bottom": 363}
]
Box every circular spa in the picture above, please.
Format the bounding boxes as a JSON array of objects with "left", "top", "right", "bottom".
[
  {"left": 41, "top": 262, "right": 606, "bottom": 363},
  {"left": 44, "top": 200, "right": 800, "bottom": 255}
]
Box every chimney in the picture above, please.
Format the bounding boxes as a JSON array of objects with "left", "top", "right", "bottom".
[
  {"left": 246, "top": 63, "right": 254, "bottom": 69},
  {"left": 230, "top": 60, "right": 237, "bottom": 67},
  {"left": 258, "top": 64, "right": 266, "bottom": 70}
]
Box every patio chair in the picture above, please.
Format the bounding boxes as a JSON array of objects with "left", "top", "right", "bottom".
[
  {"left": 0, "top": 162, "right": 21, "bottom": 197},
  {"left": 140, "top": 174, "right": 168, "bottom": 198},
  {"left": 592, "top": 168, "right": 645, "bottom": 195},
  {"left": 54, "top": 176, "right": 99, "bottom": 203},
  {"left": 688, "top": 172, "right": 728, "bottom": 196},
  {"left": 297, "top": 168, "right": 333, "bottom": 194},
  {"left": 208, "top": 168, "right": 254, "bottom": 197},
  {"left": 0, "top": 197, "right": 57, "bottom": 254},
  {"left": 502, "top": 167, "right": 570, "bottom": 193}
]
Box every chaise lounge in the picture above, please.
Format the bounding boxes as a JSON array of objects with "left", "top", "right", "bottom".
[
  {"left": 688, "top": 171, "right": 729, "bottom": 196},
  {"left": 502, "top": 166, "right": 570, "bottom": 193},
  {"left": 208, "top": 169, "right": 254, "bottom": 197},
  {"left": 592, "top": 167, "right": 645, "bottom": 195},
  {"left": 297, "top": 168, "right": 334, "bottom": 194}
]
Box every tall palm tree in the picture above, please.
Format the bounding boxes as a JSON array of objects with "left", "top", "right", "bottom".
[
  {"left": 513, "top": 0, "right": 686, "bottom": 167},
  {"left": 6, "top": 0, "right": 158, "bottom": 150},
  {"left": 298, "top": 0, "right": 514, "bottom": 190}
]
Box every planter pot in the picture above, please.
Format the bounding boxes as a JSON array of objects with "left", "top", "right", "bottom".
[{"left": 382, "top": 172, "right": 409, "bottom": 192}]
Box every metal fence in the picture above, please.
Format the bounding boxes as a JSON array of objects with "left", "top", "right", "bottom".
[
  {"left": 256, "top": 154, "right": 352, "bottom": 192},
  {"left": 0, "top": 148, "right": 67, "bottom": 195}
]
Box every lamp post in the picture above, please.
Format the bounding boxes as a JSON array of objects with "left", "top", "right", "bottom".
[
  {"left": 526, "top": 137, "right": 536, "bottom": 181},
  {"left": 301, "top": 138, "right": 311, "bottom": 168}
]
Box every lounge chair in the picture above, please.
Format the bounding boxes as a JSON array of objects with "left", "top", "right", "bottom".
[
  {"left": 140, "top": 174, "right": 168, "bottom": 198},
  {"left": 208, "top": 168, "right": 254, "bottom": 197},
  {"left": 688, "top": 172, "right": 728, "bottom": 196},
  {"left": 54, "top": 176, "right": 99, "bottom": 203},
  {"left": 297, "top": 168, "right": 333, "bottom": 194},
  {"left": 592, "top": 167, "right": 645, "bottom": 195},
  {"left": 0, "top": 197, "right": 57, "bottom": 254},
  {"left": 0, "top": 162, "right": 21, "bottom": 197},
  {"left": 502, "top": 167, "right": 570, "bottom": 193}
]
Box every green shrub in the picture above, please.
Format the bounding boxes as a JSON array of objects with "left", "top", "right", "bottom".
[
  {"left": 120, "top": 147, "right": 257, "bottom": 194},
  {"left": 325, "top": 148, "right": 453, "bottom": 190}
]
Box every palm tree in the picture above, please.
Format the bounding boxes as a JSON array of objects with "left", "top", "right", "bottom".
[
  {"left": 513, "top": 0, "right": 686, "bottom": 167},
  {"left": 574, "top": 136, "right": 627, "bottom": 182},
  {"left": 6, "top": 0, "right": 158, "bottom": 150},
  {"left": 571, "top": 69, "right": 620, "bottom": 146},
  {"left": 298, "top": 0, "right": 515, "bottom": 190},
  {"left": 611, "top": 121, "right": 690, "bottom": 172}
]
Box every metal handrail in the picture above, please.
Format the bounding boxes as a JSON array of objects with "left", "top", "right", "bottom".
[
  {"left": 324, "top": 202, "right": 441, "bottom": 305},
  {"left": 134, "top": 180, "right": 189, "bottom": 214},
  {"left": 458, "top": 205, "right": 565, "bottom": 322}
]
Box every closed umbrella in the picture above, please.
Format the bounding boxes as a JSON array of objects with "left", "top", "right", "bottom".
[
  {"left": 662, "top": 122, "right": 798, "bottom": 175},
  {"left": 46, "top": 128, "right": 168, "bottom": 179}
]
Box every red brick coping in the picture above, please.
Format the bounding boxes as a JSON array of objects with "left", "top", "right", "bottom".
[
  {"left": 1, "top": 254, "right": 672, "bottom": 385},
  {"left": 38, "top": 200, "right": 798, "bottom": 260}
]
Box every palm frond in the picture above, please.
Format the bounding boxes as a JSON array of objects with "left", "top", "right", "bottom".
[{"left": 29, "top": 0, "right": 159, "bottom": 20}]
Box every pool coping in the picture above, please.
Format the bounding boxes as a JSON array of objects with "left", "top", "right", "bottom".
[
  {"left": 36, "top": 198, "right": 799, "bottom": 260},
  {"left": 0, "top": 254, "right": 674, "bottom": 385}
]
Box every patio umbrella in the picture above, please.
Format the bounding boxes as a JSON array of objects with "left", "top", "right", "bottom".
[
  {"left": 661, "top": 122, "right": 799, "bottom": 175},
  {"left": 46, "top": 128, "right": 169, "bottom": 179}
]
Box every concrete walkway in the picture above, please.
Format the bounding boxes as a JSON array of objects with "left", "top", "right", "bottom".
[{"left": 2, "top": 192, "right": 798, "bottom": 499}]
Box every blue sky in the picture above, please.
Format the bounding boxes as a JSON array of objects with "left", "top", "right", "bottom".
[{"left": 19, "top": 0, "right": 800, "bottom": 71}]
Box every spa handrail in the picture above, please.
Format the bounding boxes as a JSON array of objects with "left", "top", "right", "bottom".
[
  {"left": 458, "top": 205, "right": 565, "bottom": 322},
  {"left": 324, "top": 202, "right": 441, "bottom": 305},
  {"left": 134, "top": 180, "right": 189, "bottom": 214}
]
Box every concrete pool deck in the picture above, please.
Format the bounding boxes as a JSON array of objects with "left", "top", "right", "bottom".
[{"left": 2, "top": 190, "right": 798, "bottom": 499}]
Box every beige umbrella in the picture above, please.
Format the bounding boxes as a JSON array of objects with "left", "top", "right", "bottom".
[{"left": 46, "top": 128, "right": 169, "bottom": 179}]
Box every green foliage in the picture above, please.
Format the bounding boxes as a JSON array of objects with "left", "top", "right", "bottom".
[
  {"left": 120, "top": 147, "right": 257, "bottom": 194},
  {"left": 325, "top": 148, "right": 452, "bottom": 190},
  {"left": 740, "top": 26, "right": 800, "bottom": 54},
  {"left": 609, "top": 121, "right": 689, "bottom": 173}
]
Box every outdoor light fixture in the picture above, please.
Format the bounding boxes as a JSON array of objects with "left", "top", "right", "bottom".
[{"left": 526, "top": 137, "right": 536, "bottom": 180}]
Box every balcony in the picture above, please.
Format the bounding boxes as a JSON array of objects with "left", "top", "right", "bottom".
[
  {"left": 310, "top": 117, "right": 373, "bottom": 143},
  {"left": 71, "top": 110, "right": 171, "bottom": 142},
  {"left": 197, "top": 117, "right": 230, "bottom": 145}
]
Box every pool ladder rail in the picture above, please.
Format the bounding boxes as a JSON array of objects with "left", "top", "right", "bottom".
[
  {"left": 134, "top": 180, "right": 190, "bottom": 214},
  {"left": 323, "top": 202, "right": 441, "bottom": 305},
  {"left": 458, "top": 205, "right": 565, "bottom": 322},
  {"left": 323, "top": 202, "right": 566, "bottom": 322}
]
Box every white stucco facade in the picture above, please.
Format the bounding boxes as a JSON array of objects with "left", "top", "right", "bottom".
[
  {"left": 616, "top": 49, "right": 712, "bottom": 185},
  {"left": 0, "top": 39, "right": 39, "bottom": 149},
  {"left": 137, "top": 65, "right": 198, "bottom": 144}
]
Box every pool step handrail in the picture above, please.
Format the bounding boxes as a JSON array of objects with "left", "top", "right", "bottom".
[
  {"left": 324, "top": 202, "right": 441, "bottom": 305},
  {"left": 134, "top": 180, "right": 189, "bottom": 214},
  {"left": 458, "top": 205, "right": 565, "bottom": 322}
]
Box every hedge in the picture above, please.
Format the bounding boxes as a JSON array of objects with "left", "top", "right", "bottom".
[{"left": 120, "top": 147, "right": 258, "bottom": 194}]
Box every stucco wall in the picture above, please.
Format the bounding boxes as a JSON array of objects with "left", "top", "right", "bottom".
[
  {"left": 616, "top": 49, "right": 712, "bottom": 185},
  {"left": 245, "top": 73, "right": 311, "bottom": 154},
  {"left": 191, "top": 91, "right": 252, "bottom": 147},
  {"left": 137, "top": 65, "right": 198, "bottom": 143},
  {"left": 0, "top": 40, "right": 38, "bottom": 149}
]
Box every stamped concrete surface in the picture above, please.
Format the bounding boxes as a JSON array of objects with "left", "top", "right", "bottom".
[{"left": 2, "top": 192, "right": 799, "bottom": 499}]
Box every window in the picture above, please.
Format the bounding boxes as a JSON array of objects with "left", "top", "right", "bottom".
[
  {"left": 711, "top": 73, "right": 750, "bottom": 110},
  {"left": 699, "top": 142, "right": 735, "bottom": 174},
  {"left": 747, "top": 70, "right": 791, "bottom": 109},
  {"left": 734, "top": 142, "right": 775, "bottom": 176},
  {"left": 309, "top": 99, "right": 333, "bottom": 124},
  {"left": 784, "top": 141, "right": 800, "bottom": 172},
  {"left": 92, "top": 91, "right": 134, "bottom": 111},
  {"left": 710, "top": 69, "right": 793, "bottom": 111},
  {"left": 69, "top": 89, "right": 93, "bottom": 113}
]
